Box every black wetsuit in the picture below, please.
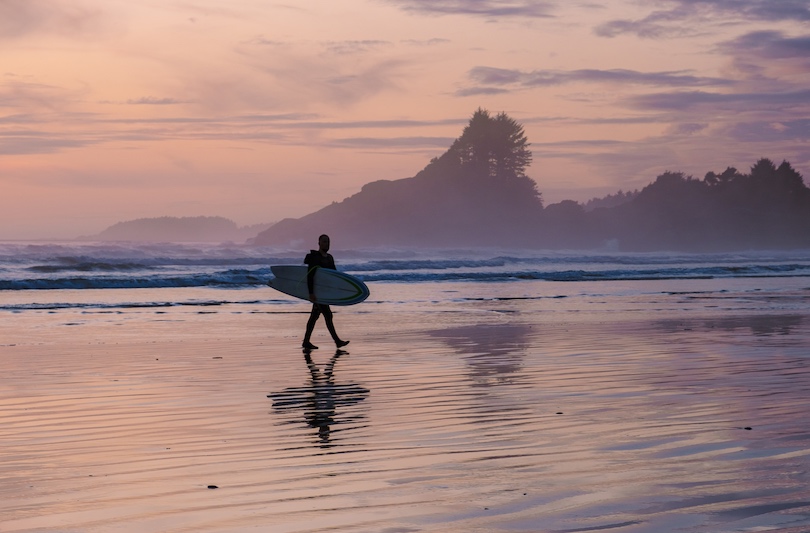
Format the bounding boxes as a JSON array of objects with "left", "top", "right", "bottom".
[
  {"left": 304, "top": 250, "right": 336, "bottom": 291},
  {"left": 303, "top": 250, "right": 340, "bottom": 345}
]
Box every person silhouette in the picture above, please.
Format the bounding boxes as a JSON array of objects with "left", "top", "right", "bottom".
[{"left": 302, "top": 234, "right": 350, "bottom": 350}]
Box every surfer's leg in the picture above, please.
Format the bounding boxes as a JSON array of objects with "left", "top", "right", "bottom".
[
  {"left": 322, "top": 306, "right": 349, "bottom": 347},
  {"left": 322, "top": 306, "right": 337, "bottom": 339},
  {"left": 303, "top": 304, "right": 321, "bottom": 349}
]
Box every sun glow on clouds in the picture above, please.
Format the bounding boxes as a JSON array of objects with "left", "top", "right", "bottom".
[{"left": 0, "top": 0, "right": 808, "bottom": 239}]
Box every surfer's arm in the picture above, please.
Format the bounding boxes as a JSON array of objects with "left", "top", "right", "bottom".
[
  {"left": 304, "top": 253, "right": 318, "bottom": 301},
  {"left": 306, "top": 266, "right": 317, "bottom": 300}
]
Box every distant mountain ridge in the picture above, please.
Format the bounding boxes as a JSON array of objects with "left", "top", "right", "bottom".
[
  {"left": 254, "top": 110, "right": 810, "bottom": 251},
  {"left": 82, "top": 110, "right": 810, "bottom": 251},
  {"left": 82, "top": 216, "right": 273, "bottom": 243}
]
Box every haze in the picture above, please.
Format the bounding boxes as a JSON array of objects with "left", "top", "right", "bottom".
[{"left": 1, "top": 0, "right": 808, "bottom": 240}]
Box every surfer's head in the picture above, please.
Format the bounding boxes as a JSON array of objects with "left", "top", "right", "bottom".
[{"left": 318, "top": 234, "right": 330, "bottom": 253}]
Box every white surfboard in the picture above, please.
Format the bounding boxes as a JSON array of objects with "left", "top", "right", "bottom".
[{"left": 268, "top": 265, "right": 370, "bottom": 306}]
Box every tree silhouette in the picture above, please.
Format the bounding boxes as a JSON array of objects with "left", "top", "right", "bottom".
[
  {"left": 583, "top": 189, "right": 639, "bottom": 211},
  {"left": 448, "top": 108, "right": 533, "bottom": 180},
  {"left": 609, "top": 158, "right": 810, "bottom": 250},
  {"left": 704, "top": 166, "right": 743, "bottom": 188}
]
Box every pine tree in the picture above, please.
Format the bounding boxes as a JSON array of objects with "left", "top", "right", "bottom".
[{"left": 448, "top": 108, "right": 533, "bottom": 180}]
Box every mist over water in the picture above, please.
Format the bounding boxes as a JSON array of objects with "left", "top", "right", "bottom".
[
  {"left": 2, "top": 241, "right": 810, "bottom": 292},
  {"left": 2, "top": 241, "right": 809, "bottom": 315},
  {"left": 4, "top": 241, "right": 810, "bottom": 288}
]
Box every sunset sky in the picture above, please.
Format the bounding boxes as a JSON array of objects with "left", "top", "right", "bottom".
[{"left": 1, "top": 0, "right": 808, "bottom": 239}]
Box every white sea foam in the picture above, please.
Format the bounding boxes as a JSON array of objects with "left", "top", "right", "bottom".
[{"left": 1, "top": 241, "right": 809, "bottom": 303}]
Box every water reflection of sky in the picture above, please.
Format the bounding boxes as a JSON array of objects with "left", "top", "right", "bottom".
[{"left": 428, "top": 324, "right": 532, "bottom": 387}]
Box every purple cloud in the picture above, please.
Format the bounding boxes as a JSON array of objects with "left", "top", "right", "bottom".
[
  {"left": 126, "top": 97, "right": 185, "bottom": 105},
  {"left": 457, "top": 66, "right": 733, "bottom": 96},
  {"left": 328, "top": 136, "right": 454, "bottom": 149},
  {"left": 727, "top": 119, "right": 810, "bottom": 142},
  {"left": 0, "top": 0, "right": 103, "bottom": 40},
  {"left": 629, "top": 88, "right": 810, "bottom": 111},
  {"left": 380, "top": 0, "right": 556, "bottom": 18},
  {"left": 0, "top": 135, "right": 95, "bottom": 155},
  {"left": 595, "top": 0, "right": 810, "bottom": 39},
  {"left": 718, "top": 30, "right": 810, "bottom": 60},
  {"left": 323, "top": 40, "right": 392, "bottom": 55}
]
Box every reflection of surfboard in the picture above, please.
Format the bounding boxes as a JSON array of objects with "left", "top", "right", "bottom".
[
  {"left": 268, "top": 265, "right": 370, "bottom": 306},
  {"left": 268, "top": 384, "right": 370, "bottom": 408}
]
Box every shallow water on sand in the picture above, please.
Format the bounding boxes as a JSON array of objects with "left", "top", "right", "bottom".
[{"left": 1, "top": 278, "right": 809, "bottom": 532}]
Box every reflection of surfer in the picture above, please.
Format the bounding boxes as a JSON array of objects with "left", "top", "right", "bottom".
[
  {"left": 303, "top": 350, "right": 341, "bottom": 445},
  {"left": 302, "top": 234, "right": 349, "bottom": 350},
  {"left": 268, "top": 349, "right": 368, "bottom": 448}
]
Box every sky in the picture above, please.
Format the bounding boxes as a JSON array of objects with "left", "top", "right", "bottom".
[{"left": 1, "top": 0, "right": 809, "bottom": 240}]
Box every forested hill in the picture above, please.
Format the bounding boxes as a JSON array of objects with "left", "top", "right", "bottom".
[
  {"left": 253, "top": 109, "right": 810, "bottom": 251},
  {"left": 570, "top": 158, "right": 810, "bottom": 251},
  {"left": 254, "top": 109, "right": 543, "bottom": 249},
  {"left": 82, "top": 216, "right": 273, "bottom": 243}
]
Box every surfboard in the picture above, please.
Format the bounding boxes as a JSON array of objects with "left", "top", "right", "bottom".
[{"left": 267, "top": 265, "right": 370, "bottom": 306}]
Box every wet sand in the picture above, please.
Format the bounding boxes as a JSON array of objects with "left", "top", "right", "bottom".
[{"left": 2, "top": 281, "right": 810, "bottom": 532}]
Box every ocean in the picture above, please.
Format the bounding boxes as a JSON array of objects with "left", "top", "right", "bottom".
[
  {"left": 2, "top": 240, "right": 809, "bottom": 339},
  {"left": 2, "top": 241, "right": 810, "bottom": 307}
]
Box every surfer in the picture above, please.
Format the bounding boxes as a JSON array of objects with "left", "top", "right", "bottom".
[{"left": 302, "top": 234, "right": 350, "bottom": 350}]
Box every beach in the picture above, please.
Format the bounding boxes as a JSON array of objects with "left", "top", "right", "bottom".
[{"left": 2, "top": 275, "right": 810, "bottom": 532}]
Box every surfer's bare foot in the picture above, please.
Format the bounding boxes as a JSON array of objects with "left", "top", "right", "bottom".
[
  {"left": 336, "top": 340, "right": 350, "bottom": 348},
  {"left": 302, "top": 341, "right": 319, "bottom": 350}
]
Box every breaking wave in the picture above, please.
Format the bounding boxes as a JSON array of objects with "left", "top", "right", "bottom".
[{"left": 1, "top": 241, "right": 809, "bottom": 290}]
